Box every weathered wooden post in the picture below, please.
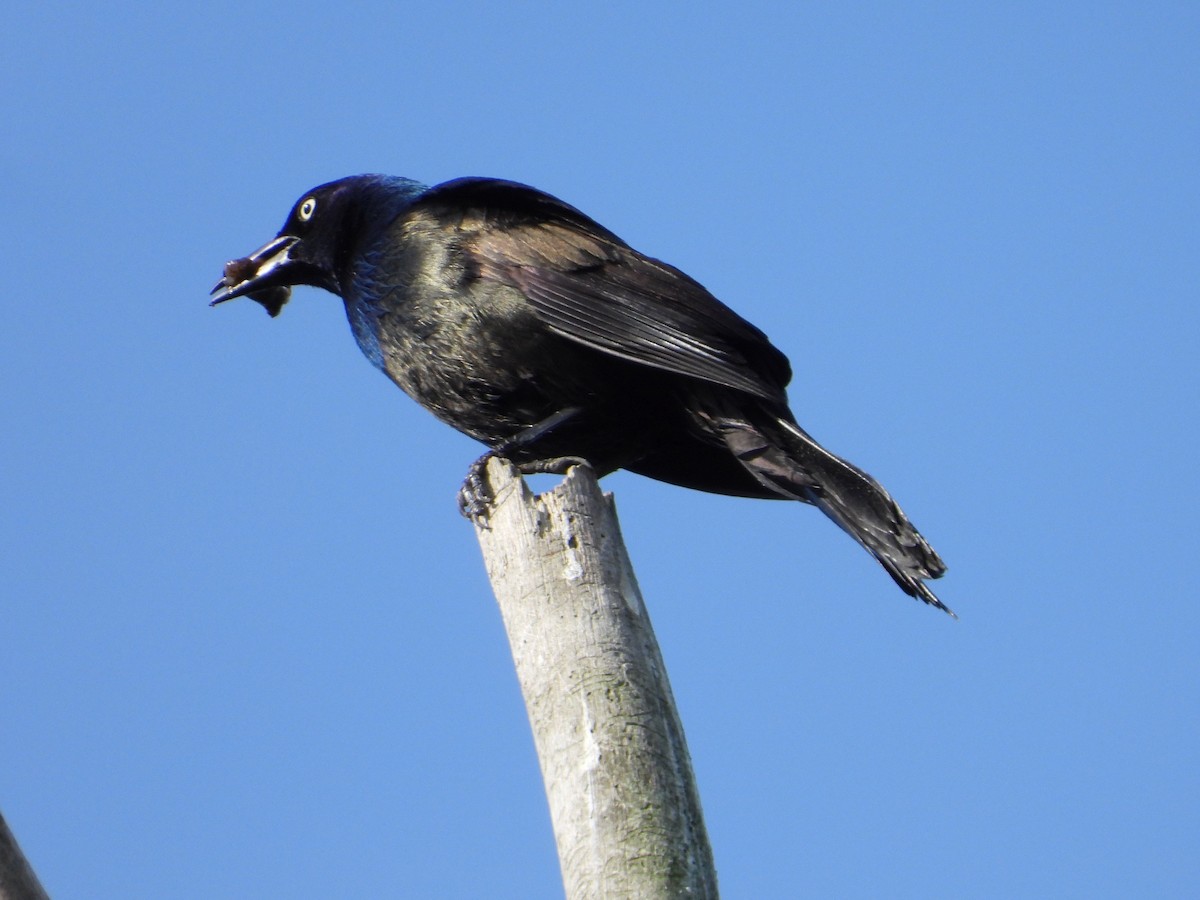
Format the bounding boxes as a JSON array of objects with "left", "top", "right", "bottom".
[{"left": 472, "top": 459, "right": 718, "bottom": 899}]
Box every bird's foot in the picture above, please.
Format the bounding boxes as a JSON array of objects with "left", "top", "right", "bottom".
[
  {"left": 518, "top": 456, "right": 591, "bottom": 477},
  {"left": 459, "top": 452, "right": 499, "bottom": 523},
  {"left": 458, "top": 454, "right": 593, "bottom": 523}
]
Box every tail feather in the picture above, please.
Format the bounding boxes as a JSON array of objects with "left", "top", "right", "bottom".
[{"left": 717, "top": 414, "right": 952, "bottom": 616}]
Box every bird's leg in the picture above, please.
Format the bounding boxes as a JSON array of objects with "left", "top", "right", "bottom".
[{"left": 458, "top": 407, "right": 590, "bottom": 521}]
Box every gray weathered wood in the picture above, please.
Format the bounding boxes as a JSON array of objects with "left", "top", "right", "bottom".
[
  {"left": 472, "top": 459, "right": 718, "bottom": 899},
  {"left": 0, "top": 812, "right": 49, "bottom": 900}
]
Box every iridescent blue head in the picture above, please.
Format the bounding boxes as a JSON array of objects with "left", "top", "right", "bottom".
[{"left": 210, "top": 175, "right": 428, "bottom": 316}]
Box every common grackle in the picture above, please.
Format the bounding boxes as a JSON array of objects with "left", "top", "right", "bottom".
[{"left": 212, "top": 176, "right": 951, "bottom": 615}]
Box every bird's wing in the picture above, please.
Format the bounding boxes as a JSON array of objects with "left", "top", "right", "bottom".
[{"left": 413, "top": 178, "right": 793, "bottom": 402}]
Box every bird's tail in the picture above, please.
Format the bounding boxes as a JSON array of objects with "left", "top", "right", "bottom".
[{"left": 715, "top": 410, "right": 952, "bottom": 616}]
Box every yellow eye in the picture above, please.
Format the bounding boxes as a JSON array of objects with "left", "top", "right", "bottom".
[{"left": 298, "top": 198, "right": 317, "bottom": 221}]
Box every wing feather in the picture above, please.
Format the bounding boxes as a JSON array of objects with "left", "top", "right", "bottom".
[{"left": 413, "top": 178, "right": 792, "bottom": 402}]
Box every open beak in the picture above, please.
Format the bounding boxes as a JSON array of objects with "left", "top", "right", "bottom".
[{"left": 210, "top": 234, "right": 300, "bottom": 317}]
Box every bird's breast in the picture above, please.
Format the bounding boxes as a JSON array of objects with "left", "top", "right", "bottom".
[{"left": 347, "top": 275, "right": 571, "bottom": 446}]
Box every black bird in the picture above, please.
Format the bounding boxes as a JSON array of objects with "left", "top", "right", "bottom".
[{"left": 211, "top": 175, "right": 951, "bottom": 615}]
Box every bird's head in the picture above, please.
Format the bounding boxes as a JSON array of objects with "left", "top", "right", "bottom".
[{"left": 210, "top": 175, "right": 427, "bottom": 316}]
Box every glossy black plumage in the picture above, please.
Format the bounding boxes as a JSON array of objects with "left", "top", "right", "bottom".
[{"left": 212, "top": 175, "right": 951, "bottom": 615}]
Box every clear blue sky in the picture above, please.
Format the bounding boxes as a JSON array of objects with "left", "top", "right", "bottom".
[{"left": 3, "top": 3, "right": 1197, "bottom": 897}]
